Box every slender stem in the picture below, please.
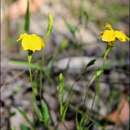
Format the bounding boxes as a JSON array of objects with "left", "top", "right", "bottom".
[
  {"left": 103, "top": 45, "right": 112, "bottom": 60},
  {"left": 27, "top": 55, "right": 36, "bottom": 130},
  {"left": 28, "top": 55, "right": 35, "bottom": 95},
  {"left": 83, "top": 45, "right": 113, "bottom": 118},
  {"left": 88, "top": 46, "right": 113, "bottom": 117},
  {"left": 28, "top": 56, "right": 32, "bottom": 82}
]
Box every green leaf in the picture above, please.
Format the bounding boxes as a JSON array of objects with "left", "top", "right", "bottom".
[
  {"left": 33, "top": 100, "right": 50, "bottom": 125},
  {"left": 82, "top": 59, "right": 96, "bottom": 74},
  {"left": 57, "top": 73, "right": 68, "bottom": 121},
  {"left": 46, "top": 14, "right": 54, "bottom": 37},
  {"left": 20, "top": 124, "right": 30, "bottom": 130},
  {"left": 65, "top": 20, "right": 78, "bottom": 36},
  {"left": 60, "top": 39, "right": 68, "bottom": 50},
  {"left": 40, "top": 100, "right": 50, "bottom": 125},
  {"left": 24, "top": 0, "right": 30, "bottom": 32},
  {"left": 10, "top": 111, "right": 16, "bottom": 117},
  {"left": 87, "top": 59, "right": 96, "bottom": 68},
  {"left": 9, "top": 60, "right": 41, "bottom": 70},
  {"left": 59, "top": 73, "right": 64, "bottom": 82},
  {"left": 95, "top": 70, "right": 103, "bottom": 77},
  {"left": 58, "top": 73, "right": 65, "bottom": 102},
  {"left": 11, "top": 128, "right": 16, "bottom": 130},
  {"left": 16, "top": 107, "right": 33, "bottom": 126},
  {"left": 79, "top": 0, "right": 89, "bottom": 25}
]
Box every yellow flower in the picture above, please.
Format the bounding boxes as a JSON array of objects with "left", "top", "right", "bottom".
[
  {"left": 101, "top": 23, "right": 129, "bottom": 46},
  {"left": 115, "top": 31, "right": 129, "bottom": 42},
  {"left": 104, "top": 23, "right": 113, "bottom": 30},
  {"left": 101, "top": 29, "right": 115, "bottom": 42},
  {"left": 17, "top": 33, "right": 45, "bottom": 52}
]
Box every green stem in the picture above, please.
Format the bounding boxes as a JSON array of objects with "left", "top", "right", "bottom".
[
  {"left": 28, "top": 55, "right": 36, "bottom": 95},
  {"left": 27, "top": 55, "right": 36, "bottom": 130},
  {"left": 83, "top": 45, "right": 113, "bottom": 117},
  {"left": 103, "top": 45, "right": 112, "bottom": 60},
  {"left": 28, "top": 55, "right": 32, "bottom": 82}
]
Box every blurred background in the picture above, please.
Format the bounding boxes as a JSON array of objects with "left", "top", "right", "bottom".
[{"left": 1, "top": 0, "right": 129, "bottom": 130}]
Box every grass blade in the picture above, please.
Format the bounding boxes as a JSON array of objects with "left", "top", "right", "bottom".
[
  {"left": 16, "top": 107, "right": 33, "bottom": 127},
  {"left": 46, "top": 14, "right": 54, "bottom": 37},
  {"left": 24, "top": 0, "right": 30, "bottom": 32}
]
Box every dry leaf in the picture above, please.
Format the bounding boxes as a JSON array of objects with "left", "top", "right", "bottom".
[{"left": 105, "top": 95, "right": 129, "bottom": 125}]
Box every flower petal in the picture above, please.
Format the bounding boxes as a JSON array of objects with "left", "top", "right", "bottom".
[
  {"left": 104, "top": 23, "right": 113, "bottom": 30},
  {"left": 115, "top": 30, "right": 129, "bottom": 42},
  {"left": 17, "top": 33, "right": 45, "bottom": 52},
  {"left": 101, "top": 30, "right": 116, "bottom": 42}
]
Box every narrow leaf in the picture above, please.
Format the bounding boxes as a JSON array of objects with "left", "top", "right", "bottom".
[
  {"left": 20, "top": 124, "right": 30, "bottom": 130},
  {"left": 11, "top": 128, "right": 16, "bottom": 130},
  {"left": 9, "top": 60, "right": 41, "bottom": 70},
  {"left": 41, "top": 100, "right": 50, "bottom": 125},
  {"left": 65, "top": 20, "right": 78, "bottom": 36},
  {"left": 87, "top": 59, "right": 96, "bottom": 67},
  {"left": 24, "top": 0, "right": 30, "bottom": 32},
  {"left": 16, "top": 107, "right": 33, "bottom": 126},
  {"left": 82, "top": 59, "right": 96, "bottom": 74},
  {"left": 46, "top": 14, "right": 54, "bottom": 36}
]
